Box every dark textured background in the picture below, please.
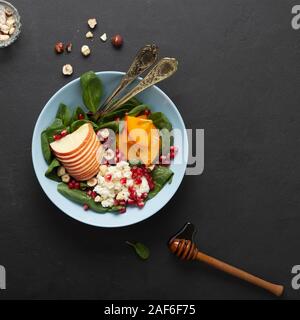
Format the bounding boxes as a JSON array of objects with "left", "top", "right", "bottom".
[{"left": 0, "top": 0, "right": 299, "bottom": 300}]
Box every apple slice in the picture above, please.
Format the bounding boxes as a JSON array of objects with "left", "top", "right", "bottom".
[
  {"left": 56, "top": 135, "right": 100, "bottom": 166},
  {"left": 50, "top": 123, "right": 93, "bottom": 156}
]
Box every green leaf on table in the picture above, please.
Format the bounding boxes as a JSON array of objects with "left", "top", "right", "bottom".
[
  {"left": 80, "top": 71, "right": 103, "bottom": 113},
  {"left": 45, "top": 158, "right": 61, "bottom": 181},
  {"left": 126, "top": 241, "right": 150, "bottom": 260},
  {"left": 56, "top": 103, "right": 72, "bottom": 126}
]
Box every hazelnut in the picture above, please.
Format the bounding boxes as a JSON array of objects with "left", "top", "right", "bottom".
[
  {"left": 5, "top": 7, "right": 14, "bottom": 17},
  {"left": 61, "top": 174, "right": 71, "bottom": 183},
  {"left": 0, "top": 24, "right": 9, "bottom": 34},
  {"left": 8, "top": 26, "right": 15, "bottom": 35},
  {"left": 85, "top": 31, "right": 93, "bottom": 39},
  {"left": 100, "top": 33, "right": 107, "bottom": 42},
  {"left": 81, "top": 45, "right": 91, "bottom": 56},
  {"left": 103, "top": 148, "right": 115, "bottom": 161},
  {"left": 87, "top": 177, "right": 98, "bottom": 187},
  {"left": 111, "top": 34, "right": 123, "bottom": 48},
  {"left": 55, "top": 42, "right": 64, "bottom": 54},
  {"left": 57, "top": 166, "right": 66, "bottom": 177},
  {"left": 66, "top": 42, "right": 72, "bottom": 53},
  {"left": 6, "top": 16, "right": 15, "bottom": 27},
  {"left": 87, "top": 18, "right": 97, "bottom": 29},
  {"left": 62, "top": 64, "right": 73, "bottom": 76},
  {"left": 0, "top": 34, "right": 9, "bottom": 41}
]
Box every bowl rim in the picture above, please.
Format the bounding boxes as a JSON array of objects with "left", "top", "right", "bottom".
[{"left": 32, "top": 71, "right": 189, "bottom": 227}]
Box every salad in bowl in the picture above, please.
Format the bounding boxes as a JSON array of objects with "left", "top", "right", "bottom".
[{"left": 33, "top": 70, "right": 188, "bottom": 227}]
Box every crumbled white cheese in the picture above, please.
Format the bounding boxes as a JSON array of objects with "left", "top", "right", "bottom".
[
  {"left": 88, "top": 18, "right": 97, "bottom": 29},
  {"left": 81, "top": 45, "right": 91, "bottom": 56},
  {"left": 86, "top": 31, "right": 93, "bottom": 39}
]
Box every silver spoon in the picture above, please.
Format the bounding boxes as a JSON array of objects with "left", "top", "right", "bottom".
[
  {"left": 108, "top": 57, "right": 178, "bottom": 111},
  {"left": 101, "top": 44, "right": 159, "bottom": 112}
]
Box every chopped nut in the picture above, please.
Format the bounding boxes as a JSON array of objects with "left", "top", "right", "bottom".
[
  {"left": 57, "top": 166, "right": 66, "bottom": 177},
  {"left": 87, "top": 18, "right": 97, "bottom": 29},
  {"left": 103, "top": 148, "right": 115, "bottom": 161},
  {"left": 61, "top": 174, "right": 71, "bottom": 183},
  {"left": 62, "top": 64, "right": 73, "bottom": 76},
  {"left": 0, "top": 24, "right": 9, "bottom": 34},
  {"left": 55, "top": 42, "right": 64, "bottom": 54},
  {"left": 66, "top": 42, "right": 72, "bottom": 53},
  {"left": 94, "top": 195, "right": 102, "bottom": 203},
  {"left": 5, "top": 7, "right": 14, "bottom": 17},
  {"left": 87, "top": 177, "right": 98, "bottom": 187},
  {"left": 0, "top": 7, "right": 6, "bottom": 25},
  {"left": 0, "top": 34, "right": 9, "bottom": 41},
  {"left": 81, "top": 45, "right": 91, "bottom": 56},
  {"left": 148, "top": 165, "right": 155, "bottom": 171},
  {"left": 100, "top": 33, "right": 107, "bottom": 42},
  {"left": 86, "top": 31, "right": 93, "bottom": 39},
  {"left": 99, "top": 164, "right": 108, "bottom": 175},
  {"left": 6, "top": 16, "right": 15, "bottom": 27},
  {"left": 8, "top": 26, "right": 15, "bottom": 35}
]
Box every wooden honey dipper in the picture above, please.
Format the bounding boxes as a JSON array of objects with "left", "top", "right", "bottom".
[{"left": 168, "top": 222, "right": 284, "bottom": 297}]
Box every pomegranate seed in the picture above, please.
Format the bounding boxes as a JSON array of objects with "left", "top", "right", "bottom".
[
  {"left": 120, "top": 177, "right": 127, "bottom": 185},
  {"left": 91, "top": 191, "right": 97, "bottom": 198},
  {"left": 170, "top": 146, "right": 178, "bottom": 153},
  {"left": 116, "top": 149, "right": 120, "bottom": 155},
  {"left": 114, "top": 199, "right": 119, "bottom": 206},
  {"left": 128, "top": 186, "right": 135, "bottom": 193},
  {"left": 115, "top": 156, "right": 120, "bottom": 163},
  {"left": 119, "top": 200, "right": 126, "bottom": 206},
  {"left": 135, "top": 177, "right": 142, "bottom": 185},
  {"left": 75, "top": 182, "right": 80, "bottom": 189},
  {"left": 87, "top": 190, "right": 92, "bottom": 197},
  {"left": 149, "top": 181, "right": 155, "bottom": 190},
  {"left": 68, "top": 182, "right": 74, "bottom": 189},
  {"left": 105, "top": 174, "right": 112, "bottom": 181},
  {"left": 169, "top": 151, "right": 175, "bottom": 159},
  {"left": 127, "top": 199, "right": 135, "bottom": 205},
  {"left": 130, "top": 191, "right": 137, "bottom": 200},
  {"left": 141, "top": 192, "right": 148, "bottom": 199},
  {"left": 78, "top": 113, "right": 85, "bottom": 120},
  {"left": 53, "top": 134, "right": 62, "bottom": 141},
  {"left": 119, "top": 207, "right": 126, "bottom": 214},
  {"left": 114, "top": 117, "right": 120, "bottom": 122},
  {"left": 144, "top": 109, "right": 151, "bottom": 116},
  {"left": 137, "top": 201, "right": 145, "bottom": 208},
  {"left": 83, "top": 204, "right": 89, "bottom": 211},
  {"left": 60, "top": 129, "right": 68, "bottom": 137}
]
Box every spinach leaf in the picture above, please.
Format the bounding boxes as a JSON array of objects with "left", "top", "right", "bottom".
[
  {"left": 127, "top": 104, "right": 149, "bottom": 117},
  {"left": 70, "top": 120, "right": 97, "bottom": 132},
  {"left": 72, "top": 106, "right": 88, "bottom": 122},
  {"left": 80, "top": 71, "right": 103, "bottom": 113},
  {"left": 57, "top": 183, "right": 120, "bottom": 213},
  {"left": 97, "top": 120, "right": 121, "bottom": 133},
  {"left": 47, "top": 118, "right": 65, "bottom": 130},
  {"left": 41, "top": 131, "right": 52, "bottom": 164},
  {"left": 97, "top": 104, "right": 134, "bottom": 125},
  {"left": 148, "top": 165, "right": 174, "bottom": 199},
  {"left": 45, "top": 158, "right": 61, "bottom": 181},
  {"left": 126, "top": 241, "right": 150, "bottom": 260},
  {"left": 148, "top": 112, "right": 172, "bottom": 131},
  {"left": 56, "top": 103, "right": 72, "bottom": 126}
]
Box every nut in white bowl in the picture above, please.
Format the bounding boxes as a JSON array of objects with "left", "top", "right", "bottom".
[{"left": 0, "top": 1, "right": 21, "bottom": 48}]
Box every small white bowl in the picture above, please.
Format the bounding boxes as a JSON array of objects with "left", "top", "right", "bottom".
[{"left": 0, "top": 1, "right": 21, "bottom": 48}]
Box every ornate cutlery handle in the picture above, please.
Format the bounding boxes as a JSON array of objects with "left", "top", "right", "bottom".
[
  {"left": 101, "top": 44, "right": 159, "bottom": 111},
  {"left": 111, "top": 57, "right": 178, "bottom": 110}
]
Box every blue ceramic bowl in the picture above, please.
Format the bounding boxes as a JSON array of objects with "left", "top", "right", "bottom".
[{"left": 32, "top": 72, "right": 188, "bottom": 227}]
